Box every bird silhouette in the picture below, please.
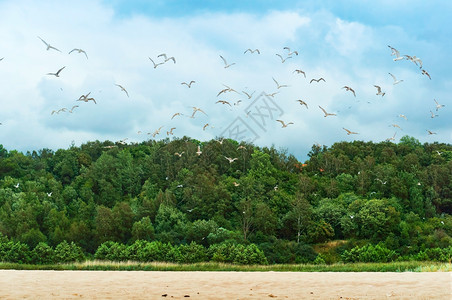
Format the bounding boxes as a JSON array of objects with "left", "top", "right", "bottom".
[
  {"left": 220, "top": 55, "right": 235, "bottom": 68},
  {"left": 319, "top": 106, "right": 336, "bottom": 117},
  {"left": 47, "top": 66, "right": 65, "bottom": 77}
]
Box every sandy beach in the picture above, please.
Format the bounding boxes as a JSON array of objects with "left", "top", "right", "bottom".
[{"left": 0, "top": 270, "right": 450, "bottom": 299}]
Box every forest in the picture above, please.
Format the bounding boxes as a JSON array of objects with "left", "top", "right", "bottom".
[{"left": 0, "top": 135, "right": 451, "bottom": 265}]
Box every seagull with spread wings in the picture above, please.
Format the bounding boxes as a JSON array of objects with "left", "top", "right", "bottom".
[
  {"left": 434, "top": 99, "right": 445, "bottom": 111},
  {"left": 310, "top": 78, "right": 326, "bottom": 84},
  {"left": 342, "top": 86, "right": 356, "bottom": 97},
  {"left": 244, "top": 49, "right": 260, "bottom": 54},
  {"left": 374, "top": 85, "right": 385, "bottom": 96},
  {"left": 181, "top": 81, "right": 195, "bottom": 88},
  {"left": 191, "top": 107, "right": 207, "bottom": 118},
  {"left": 224, "top": 156, "right": 238, "bottom": 163},
  {"left": 421, "top": 69, "right": 431, "bottom": 80},
  {"left": 276, "top": 120, "right": 294, "bottom": 128},
  {"left": 47, "top": 66, "right": 66, "bottom": 77},
  {"left": 389, "top": 73, "right": 403, "bottom": 85},
  {"left": 115, "top": 84, "right": 129, "bottom": 97},
  {"left": 38, "top": 36, "right": 61, "bottom": 52},
  {"left": 293, "top": 69, "right": 306, "bottom": 77},
  {"left": 296, "top": 100, "right": 308, "bottom": 109},
  {"left": 220, "top": 55, "right": 235, "bottom": 68},
  {"left": 148, "top": 57, "right": 164, "bottom": 68},
  {"left": 343, "top": 128, "right": 358, "bottom": 135},
  {"left": 319, "top": 106, "right": 336, "bottom": 117},
  {"left": 69, "top": 48, "right": 88, "bottom": 59},
  {"left": 242, "top": 90, "right": 255, "bottom": 99},
  {"left": 275, "top": 53, "right": 292, "bottom": 63},
  {"left": 216, "top": 100, "right": 232, "bottom": 106},
  {"left": 273, "top": 77, "right": 288, "bottom": 89}
]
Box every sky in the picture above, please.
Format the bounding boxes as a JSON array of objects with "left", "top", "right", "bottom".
[{"left": 0, "top": 0, "right": 451, "bottom": 161}]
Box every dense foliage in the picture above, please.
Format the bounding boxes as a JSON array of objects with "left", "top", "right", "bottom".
[{"left": 0, "top": 136, "right": 451, "bottom": 264}]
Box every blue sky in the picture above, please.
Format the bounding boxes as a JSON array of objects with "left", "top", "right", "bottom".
[{"left": 0, "top": 0, "right": 451, "bottom": 161}]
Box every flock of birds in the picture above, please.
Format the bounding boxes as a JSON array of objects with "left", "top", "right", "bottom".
[{"left": 0, "top": 36, "right": 445, "bottom": 159}]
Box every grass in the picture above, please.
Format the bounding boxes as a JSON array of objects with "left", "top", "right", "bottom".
[{"left": 0, "top": 261, "right": 450, "bottom": 272}]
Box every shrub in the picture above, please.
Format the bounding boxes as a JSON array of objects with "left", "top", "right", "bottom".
[
  {"left": 177, "top": 242, "right": 207, "bottom": 263},
  {"left": 54, "top": 241, "right": 85, "bottom": 263},
  {"left": 341, "top": 243, "right": 398, "bottom": 263},
  {"left": 32, "top": 242, "right": 55, "bottom": 264}
]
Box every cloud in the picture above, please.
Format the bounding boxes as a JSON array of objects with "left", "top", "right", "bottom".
[{"left": 0, "top": 0, "right": 449, "bottom": 161}]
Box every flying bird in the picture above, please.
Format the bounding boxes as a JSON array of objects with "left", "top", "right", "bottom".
[
  {"left": 398, "top": 114, "right": 407, "bottom": 120},
  {"left": 181, "top": 81, "right": 195, "bottom": 88},
  {"left": 386, "top": 132, "right": 397, "bottom": 142},
  {"left": 421, "top": 69, "right": 431, "bottom": 80},
  {"left": 389, "top": 73, "right": 403, "bottom": 85},
  {"left": 167, "top": 127, "right": 176, "bottom": 135},
  {"left": 390, "top": 124, "right": 402, "bottom": 129},
  {"left": 342, "top": 86, "right": 356, "bottom": 97},
  {"left": 203, "top": 123, "right": 210, "bottom": 131},
  {"left": 434, "top": 99, "right": 445, "bottom": 111},
  {"left": 310, "top": 78, "right": 326, "bottom": 84},
  {"left": 149, "top": 57, "right": 164, "bottom": 68},
  {"left": 293, "top": 69, "right": 306, "bottom": 77},
  {"left": 374, "top": 85, "right": 385, "bottom": 96},
  {"left": 287, "top": 50, "right": 298, "bottom": 56},
  {"left": 216, "top": 100, "right": 232, "bottom": 106},
  {"left": 171, "top": 112, "right": 182, "bottom": 119},
  {"left": 47, "top": 66, "right": 66, "bottom": 77},
  {"left": 152, "top": 126, "right": 164, "bottom": 137},
  {"left": 68, "top": 105, "right": 79, "bottom": 113},
  {"left": 244, "top": 49, "right": 260, "bottom": 54},
  {"left": 296, "top": 100, "right": 308, "bottom": 109},
  {"left": 343, "top": 128, "right": 358, "bottom": 135},
  {"left": 319, "top": 106, "right": 336, "bottom": 117},
  {"left": 275, "top": 53, "right": 292, "bottom": 63},
  {"left": 276, "top": 119, "right": 294, "bottom": 128},
  {"left": 237, "top": 145, "right": 246, "bottom": 150},
  {"left": 164, "top": 56, "right": 176, "bottom": 64},
  {"left": 174, "top": 152, "right": 184, "bottom": 157},
  {"left": 38, "top": 36, "right": 61, "bottom": 52},
  {"left": 388, "top": 45, "right": 404, "bottom": 61},
  {"left": 196, "top": 146, "right": 202, "bottom": 156},
  {"left": 242, "top": 91, "right": 255, "bottom": 99},
  {"left": 192, "top": 107, "right": 207, "bottom": 118},
  {"left": 115, "top": 84, "right": 129, "bottom": 97},
  {"left": 69, "top": 48, "right": 88, "bottom": 59},
  {"left": 272, "top": 77, "right": 288, "bottom": 89},
  {"left": 220, "top": 55, "right": 235, "bottom": 68},
  {"left": 265, "top": 92, "right": 279, "bottom": 97},
  {"left": 224, "top": 156, "right": 238, "bottom": 163},
  {"left": 430, "top": 110, "right": 438, "bottom": 118},
  {"left": 427, "top": 130, "right": 436, "bottom": 135}
]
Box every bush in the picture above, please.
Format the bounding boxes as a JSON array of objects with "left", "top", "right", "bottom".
[
  {"left": 32, "top": 242, "right": 55, "bottom": 264},
  {"left": 177, "top": 242, "right": 208, "bottom": 263},
  {"left": 54, "top": 241, "right": 85, "bottom": 263},
  {"left": 416, "top": 247, "right": 452, "bottom": 262},
  {"left": 341, "top": 243, "right": 398, "bottom": 263},
  {"left": 0, "top": 240, "right": 31, "bottom": 264}
]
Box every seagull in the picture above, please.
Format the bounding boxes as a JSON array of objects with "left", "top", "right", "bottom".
[
  {"left": 237, "top": 145, "right": 246, "bottom": 150},
  {"left": 342, "top": 86, "right": 356, "bottom": 97},
  {"left": 389, "top": 73, "right": 403, "bottom": 85},
  {"left": 0, "top": 57, "right": 3, "bottom": 61},
  {"left": 167, "top": 127, "right": 176, "bottom": 135},
  {"left": 265, "top": 92, "right": 279, "bottom": 97},
  {"left": 216, "top": 138, "right": 224, "bottom": 144},
  {"left": 390, "top": 124, "right": 402, "bottom": 129},
  {"left": 220, "top": 55, "right": 235, "bottom": 68},
  {"left": 38, "top": 36, "right": 61, "bottom": 52},
  {"left": 174, "top": 151, "right": 184, "bottom": 157},
  {"left": 310, "top": 78, "right": 326, "bottom": 84},
  {"left": 115, "top": 84, "right": 129, "bottom": 97},
  {"left": 244, "top": 49, "right": 260, "bottom": 54},
  {"left": 164, "top": 56, "right": 176, "bottom": 64},
  {"left": 421, "top": 69, "right": 431, "bottom": 80},
  {"left": 293, "top": 69, "right": 306, "bottom": 78},
  {"left": 118, "top": 138, "right": 128, "bottom": 145},
  {"left": 47, "top": 66, "right": 66, "bottom": 77},
  {"left": 47, "top": 192, "right": 52, "bottom": 197},
  {"left": 374, "top": 85, "right": 385, "bottom": 97},
  {"left": 233, "top": 182, "right": 240, "bottom": 187},
  {"left": 80, "top": 97, "right": 96, "bottom": 104},
  {"left": 216, "top": 100, "right": 232, "bottom": 106},
  {"left": 157, "top": 53, "right": 168, "bottom": 60},
  {"left": 181, "top": 81, "right": 195, "bottom": 88},
  {"left": 376, "top": 178, "right": 387, "bottom": 184},
  {"left": 276, "top": 119, "right": 294, "bottom": 128},
  {"left": 430, "top": 110, "right": 438, "bottom": 118},
  {"left": 427, "top": 130, "right": 437, "bottom": 135},
  {"left": 191, "top": 107, "right": 207, "bottom": 118},
  {"left": 152, "top": 126, "right": 164, "bottom": 137},
  {"left": 224, "top": 156, "right": 238, "bottom": 163},
  {"left": 242, "top": 90, "right": 255, "bottom": 99},
  {"left": 68, "top": 105, "right": 79, "bottom": 113},
  {"left": 196, "top": 146, "right": 202, "bottom": 156},
  {"left": 343, "top": 128, "right": 358, "bottom": 135},
  {"left": 203, "top": 123, "right": 210, "bottom": 131},
  {"left": 386, "top": 132, "right": 397, "bottom": 142},
  {"left": 287, "top": 50, "right": 298, "bottom": 56},
  {"left": 149, "top": 57, "right": 164, "bottom": 68},
  {"left": 388, "top": 45, "right": 404, "bottom": 61},
  {"left": 296, "top": 100, "right": 308, "bottom": 109},
  {"left": 272, "top": 77, "right": 288, "bottom": 89},
  {"left": 398, "top": 114, "right": 408, "bottom": 120},
  {"left": 171, "top": 112, "right": 182, "bottom": 119},
  {"left": 410, "top": 56, "right": 423, "bottom": 68},
  {"left": 14, "top": 183, "right": 19, "bottom": 188},
  {"left": 77, "top": 92, "right": 91, "bottom": 101},
  {"left": 69, "top": 48, "right": 88, "bottom": 59},
  {"left": 434, "top": 99, "right": 445, "bottom": 111},
  {"left": 234, "top": 100, "right": 242, "bottom": 106},
  {"left": 275, "top": 53, "right": 292, "bottom": 63},
  {"left": 436, "top": 150, "right": 443, "bottom": 156},
  {"left": 319, "top": 106, "right": 336, "bottom": 117}
]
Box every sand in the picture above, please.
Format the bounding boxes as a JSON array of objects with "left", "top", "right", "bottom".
[{"left": 0, "top": 270, "right": 450, "bottom": 299}]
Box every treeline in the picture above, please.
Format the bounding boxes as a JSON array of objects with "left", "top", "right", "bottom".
[{"left": 0, "top": 135, "right": 451, "bottom": 264}]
